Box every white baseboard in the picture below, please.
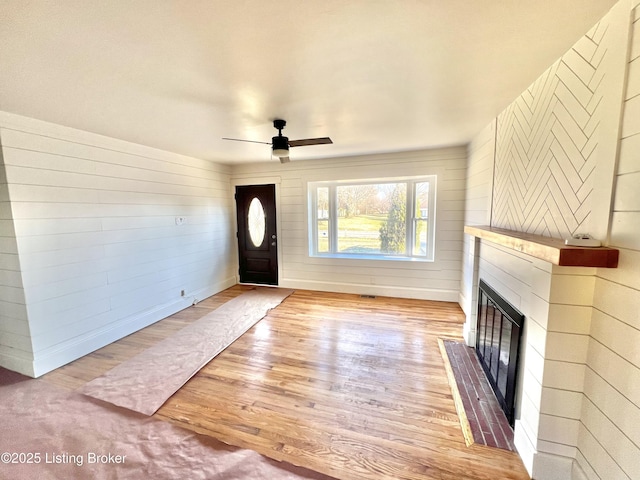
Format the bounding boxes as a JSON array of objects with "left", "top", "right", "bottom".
[
  {"left": 30, "top": 277, "right": 236, "bottom": 377},
  {"left": 279, "top": 278, "right": 459, "bottom": 302},
  {"left": 0, "top": 351, "right": 35, "bottom": 377},
  {"left": 514, "top": 421, "right": 585, "bottom": 480},
  {"left": 532, "top": 452, "right": 574, "bottom": 480}
]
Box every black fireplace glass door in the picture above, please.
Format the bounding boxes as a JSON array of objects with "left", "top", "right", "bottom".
[
  {"left": 475, "top": 280, "right": 524, "bottom": 427},
  {"left": 478, "top": 300, "right": 488, "bottom": 359},
  {"left": 490, "top": 306, "right": 502, "bottom": 383},
  {"left": 498, "top": 319, "right": 512, "bottom": 397}
]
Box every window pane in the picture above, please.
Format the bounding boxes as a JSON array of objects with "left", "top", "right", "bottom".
[
  {"left": 335, "top": 183, "right": 406, "bottom": 254},
  {"left": 310, "top": 178, "right": 435, "bottom": 259},
  {"left": 247, "top": 197, "right": 266, "bottom": 247},
  {"left": 317, "top": 219, "right": 329, "bottom": 253},
  {"left": 317, "top": 187, "right": 329, "bottom": 219},
  {"left": 414, "top": 219, "right": 428, "bottom": 256},
  {"left": 415, "top": 182, "right": 429, "bottom": 219},
  {"left": 378, "top": 183, "right": 406, "bottom": 254}
]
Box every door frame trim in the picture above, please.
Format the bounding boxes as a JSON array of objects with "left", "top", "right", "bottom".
[{"left": 231, "top": 177, "right": 282, "bottom": 285}]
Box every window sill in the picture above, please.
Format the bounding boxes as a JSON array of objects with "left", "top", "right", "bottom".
[{"left": 310, "top": 253, "right": 434, "bottom": 263}]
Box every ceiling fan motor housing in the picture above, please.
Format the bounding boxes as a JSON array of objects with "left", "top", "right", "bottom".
[{"left": 272, "top": 134, "right": 289, "bottom": 150}]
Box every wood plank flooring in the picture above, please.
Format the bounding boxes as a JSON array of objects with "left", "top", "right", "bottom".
[{"left": 44, "top": 286, "right": 529, "bottom": 480}]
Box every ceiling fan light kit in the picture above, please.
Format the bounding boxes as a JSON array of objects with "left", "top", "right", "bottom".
[
  {"left": 223, "top": 119, "right": 332, "bottom": 163},
  {"left": 272, "top": 147, "right": 290, "bottom": 158}
]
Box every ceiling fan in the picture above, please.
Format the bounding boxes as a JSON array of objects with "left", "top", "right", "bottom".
[{"left": 223, "top": 119, "right": 332, "bottom": 163}]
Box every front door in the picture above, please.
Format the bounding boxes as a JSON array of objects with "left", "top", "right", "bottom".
[{"left": 235, "top": 184, "right": 278, "bottom": 285}]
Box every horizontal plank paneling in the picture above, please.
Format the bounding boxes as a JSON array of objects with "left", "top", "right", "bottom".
[
  {"left": 474, "top": 226, "right": 597, "bottom": 474},
  {"left": 583, "top": 368, "right": 640, "bottom": 448},
  {"left": 4, "top": 164, "right": 226, "bottom": 198},
  {"left": 591, "top": 183, "right": 640, "bottom": 477},
  {"left": 593, "top": 279, "right": 640, "bottom": 330},
  {"left": 464, "top": 6, "right": 638, "bottom": 477},
  {"left": 581, "top": 398, "right": 639, "bottom": 478},
  {"left": 459, "top": 120, "right": 495, "bottom": 336},
  {"left": 232, "top": 147, "right": 467, "bottom": 301},
  {"left": 596, "top": 247, "right": 640, "bottom": 290},
  {"left": 0, "top": 145, "right": 32, "bottom": 373},
  {"left": 8, "top": 184, "right": 220, "bottom": 207},
  {"left": 618, "top": 132, "right": 640, "bottom": 175},
  {"left": 0, "top": 126, "right": 227, "bottom": 176},
  {"left": 610, "top": 211, "right": 640, "bottom": 250},
  {"left": 621, "top": 91, "right": 640, "bottom": 138},
  {"left": 0, "top": 111, "right": 235, "bottom": 376},
  {"left": 613, "top": 170, "right": 640, "bottom": 211}
]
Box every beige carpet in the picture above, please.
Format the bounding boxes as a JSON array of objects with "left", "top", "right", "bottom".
[
  {"left": 0, "top": 368, "right": 335, "bottom": 480},
  {"left": 80, "top": 287, "right": 294, "bottom": 415}
]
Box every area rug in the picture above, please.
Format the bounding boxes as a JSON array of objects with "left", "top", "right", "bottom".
[
  {"left": 0, "top": 368, "right": 335, "bottom": 480},
  {"left": 80, "top": 287, "right": 294, "bottom": 415}
]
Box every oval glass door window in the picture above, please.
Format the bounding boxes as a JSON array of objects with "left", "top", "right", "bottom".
[{"left": 248, "top": 197, "right": 266, "bottom": 247}]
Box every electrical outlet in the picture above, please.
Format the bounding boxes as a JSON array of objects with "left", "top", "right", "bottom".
[{"left": 180, "top": 289, "right": 185, "bottom": 297}]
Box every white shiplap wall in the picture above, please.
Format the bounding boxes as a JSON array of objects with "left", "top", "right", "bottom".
[
  {"left": 575, "top": 3, "right": 640, "bottom": 478},
  {"left": 491, "top": 0, "right": 627, "bottom": 242},
  {"left": 474, "top": 239, "right": 544, "bottom": 474},
  {"left": 472, "top": 216, "right": 600, "bottom": 479},
  {"left": 460, "top": 119, "right": 495, "bottom": 343},
  {"left": 0, "top": 111, "right": 236, "bottom": 377},
  {"left": 231, "top": 147, "right": 467, "bottom": 301},
  {"left": 0, "top": 134, "right": 33, "bottom": 373},
  {"left": 462, "top": 2, "right": 636, "bottom": 478}
]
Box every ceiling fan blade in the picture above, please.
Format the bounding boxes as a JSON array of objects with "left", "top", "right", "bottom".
[
  {"left": 222, "top": 137, "right": 271, "bottom": 145},
  {"left": 288, "top": 137, "right": 333, "bottom": 147},
  {"left": 279, "top": 156, "right": 291, "bottom": 164}
]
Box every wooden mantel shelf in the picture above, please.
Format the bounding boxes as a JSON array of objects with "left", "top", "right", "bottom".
[{"left": 464, "top": 225, "right": 619, "bottom": 268}]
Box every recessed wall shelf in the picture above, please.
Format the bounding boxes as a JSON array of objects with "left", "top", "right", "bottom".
[{"left": 464, "top": 225, "right": 619, "bottom": 268}]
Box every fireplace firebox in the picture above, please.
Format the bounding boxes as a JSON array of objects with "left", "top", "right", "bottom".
[{"left": 475, "top": 279, "right": 525, "bottom": 426}]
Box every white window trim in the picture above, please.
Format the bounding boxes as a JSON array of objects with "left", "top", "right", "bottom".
[{"left": 308, "top": 176, "right": 437, "bottom": 261}]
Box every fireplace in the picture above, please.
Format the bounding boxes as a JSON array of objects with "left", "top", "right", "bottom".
[{"left": 475, "top": 279, "right": 525, "bottom": 426}]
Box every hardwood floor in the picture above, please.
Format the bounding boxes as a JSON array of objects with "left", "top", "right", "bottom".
[{"left": 44, "top": 285, "right": 529, "bottom": 480}]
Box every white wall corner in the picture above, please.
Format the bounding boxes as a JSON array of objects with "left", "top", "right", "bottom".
[
  {"left": 590, "top": 0, "right": 635, "bottom": 242},
  {"left": 570, "top": 459, "right": 589, "bottom": 480},
  {"left": 462, "top": 319, "right": 476, "bottom": 347},
  {"left": 461, "top": 235, "right": 480, "bottom": 347},
  {"left": 514, "top": 419, "right": 536, "bottom": 477},
  {"left": 0, "top": 351, "right": 35, "bottom": 377},
  {"left": 532, "top": 452, "right": 574, "bottom": 480},
  {"left": 516, "top": 422, "right": 584, "bottom": 480},
  {"left": 458, "top": 291, "right": 469, "bottom": 314}
]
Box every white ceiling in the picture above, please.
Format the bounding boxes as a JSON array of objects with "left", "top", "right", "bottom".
[{"left": 0, "top": 1, "right": 617, "bottom": 164}]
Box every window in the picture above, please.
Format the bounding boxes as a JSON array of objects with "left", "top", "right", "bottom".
[{"left": 308, "top": 176, "right": 436, "bottom": 261}]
